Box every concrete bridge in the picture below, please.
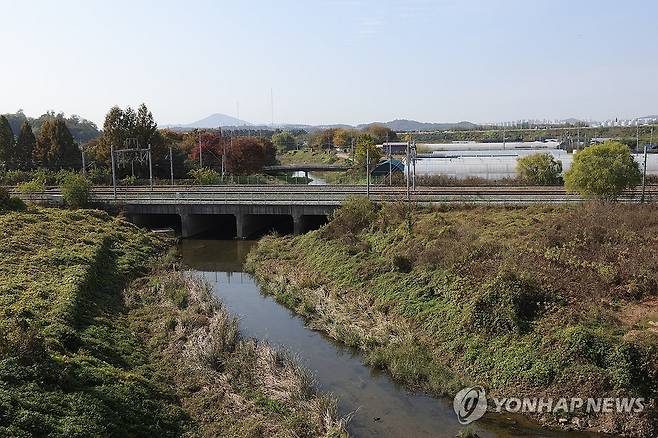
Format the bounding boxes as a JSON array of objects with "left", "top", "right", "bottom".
[
  {"left": 17, "top": 185, "right": 657, "bottom": 239},
  {"left": 262, "top": 164, "right": 351, "bottom": 172}
]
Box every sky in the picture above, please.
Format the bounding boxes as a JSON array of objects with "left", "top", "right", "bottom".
[{"left": 1, "top": 0, "right": 657, "bottom": 127}]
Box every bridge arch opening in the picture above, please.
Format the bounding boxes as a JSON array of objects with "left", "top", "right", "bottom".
[
  {"left": 238, "top": 214, "right": 294, "bottom": 239},
  {"left": 127, "top": 214, "right": 182, "bottom": 234},
  {"left": 180, "top": 214, "right": 237, "bottom": 238},
  {"left": 298, "top": 215, "right": 329, "bottom": 233}
]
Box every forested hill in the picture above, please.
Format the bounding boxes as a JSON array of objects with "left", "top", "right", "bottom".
[{"left": 3, "top": 110, "right": 100, "bottom": 144}]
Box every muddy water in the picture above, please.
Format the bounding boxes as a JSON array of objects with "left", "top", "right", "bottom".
[{"left": 179, "top": 239, "right": 592, "bottom": 438}]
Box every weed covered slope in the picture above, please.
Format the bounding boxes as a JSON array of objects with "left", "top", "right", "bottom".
[
  {"left": 0, "top": 208, "right": 182, "bottom": 436},
  {"left": 246, "top": 200, "right": 658, "bottom": 436},
  {"left": 0, "top": 208, "right": 348, "bottom": 437}
]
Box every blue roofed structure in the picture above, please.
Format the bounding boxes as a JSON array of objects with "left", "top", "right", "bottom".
[{"left": 370, "top": 158, "right": 405, "bottom": 176}]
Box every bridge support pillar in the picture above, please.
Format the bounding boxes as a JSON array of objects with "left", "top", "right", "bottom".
[
  {"left": 236, "top": 213, "right": 256, "bottom": 239},
  {"left": 180, "top": 213, "right": 214, "bottom": 238},
  {"left": 293, "top": 214, "right": 303, "bottom": 235}
]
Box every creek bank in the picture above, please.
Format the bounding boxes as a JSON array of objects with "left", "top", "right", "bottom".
[
  {"left": 245, "top": 200, "right": 658, "bottom": 437},
  {"left": 0, "top": 208, "right": 347, "bottom": 437}
]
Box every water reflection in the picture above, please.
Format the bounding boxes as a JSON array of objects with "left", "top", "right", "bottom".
[{"left": 179, "top": 239, "right": 594, "bottom": 438}]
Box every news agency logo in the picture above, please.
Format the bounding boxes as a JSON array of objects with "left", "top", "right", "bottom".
[
  {"left": 453, "top": 386, "right": 488, "bottom": 425},
  {"left": 453, "top": 386, "right": 648, "bottom": 425}
]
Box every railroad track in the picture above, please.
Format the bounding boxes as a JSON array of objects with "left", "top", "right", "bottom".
[{"left": 12, "top": 185, "right": 658, "bottom": 205}]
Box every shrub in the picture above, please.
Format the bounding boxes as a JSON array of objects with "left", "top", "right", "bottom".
[
  {"left": 321, "top": 196, "right": 378, "bottom": 238},
  {"left": 60, "top": 173, "right": 93, "bottom": 209},
  {"left": 7, "top": 197, "right": 26, "bottom": 211},
  {"left": 469, "top": 270, "right": 548, "bottom": 335},
  {"left": 88, "top": 167, "right": 111, "bottom": 185},
  {"left": 565, "top": 141, "right": 641, "bottom": 200},
  {"left": 17, "top": 179, "right": 46, "bottom": 194},
  {"left": 0, "top": 187, "right": 9, "bottom": 206},
  {"left": 0, "top": 187, "right": 26, "bottom": 212},
  {"left": 189, "top": 168, "right": 221, "bottom": 185},
  {"left": 516, "top": 152, "right": 563, "bottom": 185},
  {"left": 121, "top": 175, "right": 139, "bottom": 186}
]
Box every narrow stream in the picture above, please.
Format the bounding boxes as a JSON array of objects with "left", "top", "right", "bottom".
[{"left": 179, "top": 239, "right": 593, "bottom": 438}]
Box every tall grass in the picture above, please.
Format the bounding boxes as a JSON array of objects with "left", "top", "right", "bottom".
[{"left": 246, "top": 201, "right": 658, "bottom": 437}]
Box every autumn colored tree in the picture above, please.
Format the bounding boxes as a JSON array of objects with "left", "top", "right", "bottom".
[
  {"left": 14, "top": 121, "right": 37, "bottom": 170},
  {"left": 34, "top": 117, "right": 80, "bottom": 170},
  {"left": 332, "top": 128, "right": 359, "bottom": 149},
  {"left": 225, "top": 136, "right": 276, "bottom": 175},
  {"left": 0, "top": 116, "right": 14, "bottom": 167},
  {"left": 309, "top": 128, "right": 337, "bottom": 150},
  {"left": 364, "top": 124, "right": 398, "bottom": 143},
  {"left": 190, "top": 131, "right": 227, "bottom": 169}
]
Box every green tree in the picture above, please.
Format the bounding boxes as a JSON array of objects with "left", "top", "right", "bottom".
[
  {"left": 354, "top": 134, "right": 382, "bottom": 168},
  {"left": 516, "top": 153, "right": 563, "bottom": 185},
  {"left": 34, "top": 117, "right": 80, "bottom": 170},
  {"left": 14, "top": 121, "right": 36, "bottom": 170},
  {"left": 0, "top": 115, "right": 14, "bottom": 167},
  {"left": 95, "top": 104, "right": 162, "bottom": 171},
  {"left": 95, "top": 106, "right": 127, "bottom": 163},
  {"left": 564, "top": 141, "right": 641, "bottom": 200},
  {"left": 272, "top": 131, "right": 296, "bottom": 153},
  {"left": 135, "top": 103, "right": 157, "bottom": 148}
]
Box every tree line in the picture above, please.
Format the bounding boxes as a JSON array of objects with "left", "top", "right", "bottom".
[
  {"left": 0, "top": 115, "right": 81, "bottom": 171},
  {"left": 0, "top": 104, "right": 279, "bottom": 180}
]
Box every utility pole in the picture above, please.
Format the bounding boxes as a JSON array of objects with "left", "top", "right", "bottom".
[
  {"left": 412, "top": 141, "right": 416, "bottom": 191},
  {"left": 405, "top": 141, "right": 410, "bottom": 201},
  {"left": 642, "top": 127, "right": 652, "bottom": 203},
  {"left": 169, "top": 145, "right": 174, "bottom": 186},
  {"left": 502, "top": 125, "right": 506, "bottom": 150},
  {"left": 80, "top": 146, "right": 86, "bottom": 175},
  {"left": 223, "top": 138, "right": 229, "bottom": 179},
  {"left": 110, "top": 145, "right": 117, "bottom": 199},
  {"left": 148, "top": 144, "right": 153, "bottom": 191},
  {"left": 387, "top": 134, "right": 392, "bottom": 186},
  {"left": 198, "top": 131, "right": 203, "bottom": 168},
  {"left": 636, "top": 120, "right": 640, "bottom": 153},
  {"left": 366, "top": 146, "right": 370, "bottom": 199}
]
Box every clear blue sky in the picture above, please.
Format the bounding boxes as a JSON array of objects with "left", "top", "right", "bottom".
[{"left": 1, "top": 0, "right": 657, "bottom": 126}]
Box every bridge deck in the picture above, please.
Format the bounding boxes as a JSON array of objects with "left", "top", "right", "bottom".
[
  {"left": 14, "top": 185, "right": 658, "bottom": 206},
  {"left": 262, "top": 164, "right": 351, "bottom": 172}
]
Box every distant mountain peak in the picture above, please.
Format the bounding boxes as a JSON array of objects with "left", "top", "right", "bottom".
[{"left": 167, "top": 113, "right": 251, "bottom": 129}]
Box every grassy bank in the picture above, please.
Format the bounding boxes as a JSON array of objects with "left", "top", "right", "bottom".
[
  {"left": 246, "top": 200, "right": 658, "bottom": 437},
  {"left": 0, "top": 208, "right": 347, "bottom": 437}
]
